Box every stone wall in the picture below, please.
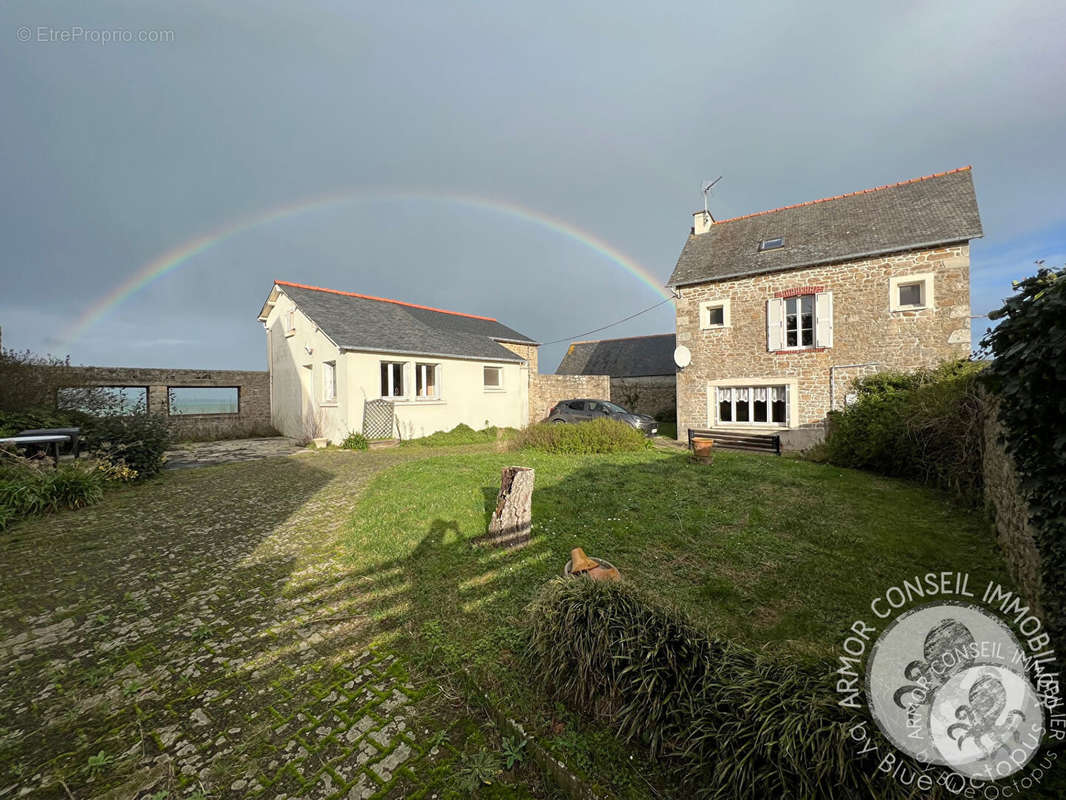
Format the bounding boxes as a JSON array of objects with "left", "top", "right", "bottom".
[
  {"left": 982, "top": 398, "right": 1043, "bottom": 616},
  {"left": 498, "top": 341, "right": 539, "bottom": 375},
  {"left": 529, "top": 374, "right": 611, "bottom": 423},
  {"left": 26, "top": 365, "right": 273, "bottom": 441},
  {"left": 675, "top": 244, "right": 972, "bottom": 440},
  {"left": 609, "top": 375, "right": 676, "bottom": 419}
]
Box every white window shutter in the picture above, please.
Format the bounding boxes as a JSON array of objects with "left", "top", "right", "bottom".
[
  {"left": 816, "top": 291, "right": 834, "bottom": 348},
  {"left": 766, "top": 298, "right": 784, "bottom": 351}
]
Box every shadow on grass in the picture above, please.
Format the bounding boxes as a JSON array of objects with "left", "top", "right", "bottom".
[{"left": 3, "top": 446, "right": 1019, "bottom": 798}]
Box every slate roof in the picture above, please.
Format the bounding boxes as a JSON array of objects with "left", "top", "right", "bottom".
[
  {"left": 667, "top": 167, "right": 983, "bottom": 287},
  {"left": 556, "top": 333, "right": 676, "bottom": 378},
  {"left": 265, "top": 281, "right": 536, "bottom": 363}
]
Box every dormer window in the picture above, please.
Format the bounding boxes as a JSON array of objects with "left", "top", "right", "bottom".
[{"left": 759, "top": 237, "right": 785, "bottom": 252}]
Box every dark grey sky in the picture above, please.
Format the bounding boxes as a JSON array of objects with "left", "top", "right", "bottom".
[{"left": 2, "top": 1, "right": 1064, "bottom": 372}]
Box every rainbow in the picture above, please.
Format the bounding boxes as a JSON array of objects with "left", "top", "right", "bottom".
[{"left": 60, "top": 189, "right": 670, "bottom": 347}]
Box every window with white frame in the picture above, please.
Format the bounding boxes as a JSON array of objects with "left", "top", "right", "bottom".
[
  {"left": 767, "top": 292, "right": 833, "bottom": 350},
  {"left": 415, "top": 363, "right": 439, "bottom": 399},
  {"left": 322, "top": 361, "right": 337, "bottom": 402},
  {"left": 380, "top": 361, "right": 406, "bottom": 398},
  {"left": 286, "top": 307, "right": 296, "bottom": 334},
  {"left": 483, "top": 366, "right": 503, "bottom": 390},
  {"left": 785, "top": 295, "right": 815, "bottom": 348},
  {"left": 699, "top": 298, "right": 731, "bottom": 330},
  {"left": 889, "top": 273, "right": 934, "bottom": 311},
  {"left": 717, "top": 385, "right": 788, "bottom": 426}
]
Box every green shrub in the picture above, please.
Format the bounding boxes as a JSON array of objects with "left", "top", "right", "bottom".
[
  {"left": 981, "top": 264, "right": 1066, "bottom": 639},
  {"left": 516, "top": 418, "right": 650, "bottom": 454},
  {"left": 340, "top": 431, "right": 369, "bottom": 451},
  {"left": 83, "top": 412, "right": 171, "bottom": 479},
  {"left": 401, "top": 423, "right": 515, "bottom": 447},
  {"left": 822, "top": 360, "right": 985, "bottom": 504},
  {"left": 0, "top": 459, "right": 107, "bottom": 531},
  {"left": 526, "top": 578, "right": 942, "bottom": 799},
  {"left": 0, "top": 407, "right": 92, "bottom": 437}
]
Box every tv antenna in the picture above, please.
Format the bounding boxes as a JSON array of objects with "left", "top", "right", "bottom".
[{"left": 701, "top": 176, "right": 722, "bottom": 218}]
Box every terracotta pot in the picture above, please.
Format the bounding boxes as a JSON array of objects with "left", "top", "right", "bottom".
[
  {"left": 692, "top": 437, "right": 714, "bottom": 458},
  {"left": 564, "top": 548, "right": 621, "bottom": 582}
]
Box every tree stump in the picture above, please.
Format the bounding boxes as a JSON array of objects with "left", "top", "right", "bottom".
[{"left": 486, "top": 466, "right": 535, "bottom": 547}]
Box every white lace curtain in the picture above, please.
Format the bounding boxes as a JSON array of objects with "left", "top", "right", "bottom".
[{"left": 719, "top": 386, "right": 786, "bottom": 403}]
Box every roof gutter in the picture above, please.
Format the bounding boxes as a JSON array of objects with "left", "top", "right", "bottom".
[
  {"left": 667, "top": 235, "right": 981, "bottom": 289},
  {"left": 338, "top": 345, "right": 524, "bottom": 364}
]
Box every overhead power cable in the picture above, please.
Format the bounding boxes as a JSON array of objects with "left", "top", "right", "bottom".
[{"left": 540, "top": 296, "right": 675, "bottom": 346}]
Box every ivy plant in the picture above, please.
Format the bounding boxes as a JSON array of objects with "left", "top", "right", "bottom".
[{"left": 981, "top": 263, "right": 1066, "bottom": 636}]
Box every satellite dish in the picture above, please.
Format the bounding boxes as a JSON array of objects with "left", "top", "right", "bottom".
[{"left": 673, "top": 345, "right": 691, "bottom": 369}]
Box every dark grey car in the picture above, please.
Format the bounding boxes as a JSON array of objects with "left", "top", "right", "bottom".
[{"left": 548, "top": 398, "right": 658, "bottom": 435}]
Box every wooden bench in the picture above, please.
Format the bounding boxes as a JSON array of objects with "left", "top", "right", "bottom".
[{"left": 688, "top": 428, "right": 782, "bottom": 456}]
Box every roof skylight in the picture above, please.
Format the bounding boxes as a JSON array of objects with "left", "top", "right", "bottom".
[{"left": 759, "top": 237, "right": 785, "bottom": 251}]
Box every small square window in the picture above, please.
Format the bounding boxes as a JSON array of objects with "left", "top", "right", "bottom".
[
  {"left": 483, "top": 366, "right": 503, "bottom": 389},
  {"left": 889, "top": 273, "right": 934, "bottom": 312},
  {"left": 759, "top": 237, "right": 785, "bottom": 251},
  {"left": 898, "top": 283, "right": 923, "bottom": 307},
  {"left": 699, "top": 298, "right": 730, "bottom": 330}
]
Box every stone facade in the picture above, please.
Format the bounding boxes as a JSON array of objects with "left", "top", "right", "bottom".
[
  {"left": 982, "top": 397, "right": 1043, "bottom": 616},
  {"left": 609, "top": 375, "right": 676, "bottom": 419},
  {"left": 675, "top": 244, "right": 972, "bottom": 442},
  {"left": 498, "top": 341, "right": 539, "bottom": 375},
  {"left": 529, "top": 374, "right": 611, "bottom": 423},
  {"left": 25, "top": 365, "right": 273, "bottom": 441}
]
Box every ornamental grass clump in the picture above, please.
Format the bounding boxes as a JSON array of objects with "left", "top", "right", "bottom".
[
  {"left": 0, "top": 458, "right": 110, "bottom": 531},
  {"left": 526, "top": 578, "right": 936, "bottom": 799},
  {"left": 340, "top": 431, "right": 370, "bottom": 450},
  {"left": 516, "top": 418, "right": 650, "bottom": 455}
]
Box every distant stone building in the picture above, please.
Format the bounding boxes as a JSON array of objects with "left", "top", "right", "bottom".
[
  {"left": 666, "top": 166, "right": 983, "bottom": 449},
  {"left": 556, "top": 333, "right": 676, "bottom": 420}
]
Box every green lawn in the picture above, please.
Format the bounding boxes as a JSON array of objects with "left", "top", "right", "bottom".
[
  {"left": 0, "top": 444, "right": 1014, "bottom": 799},
  {"left": 341, "top": 447, "right": 1005, "bottom": 661},
  {"left": 334, "top": 446, "right": 1011, "bottom": 796}
]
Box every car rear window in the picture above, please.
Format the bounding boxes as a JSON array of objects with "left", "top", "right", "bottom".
[{"left": 566, "top": 400, "right": 585, "bottom": 410}]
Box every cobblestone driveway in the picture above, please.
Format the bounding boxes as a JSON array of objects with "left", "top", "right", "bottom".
[
  {"left": 164, "top": 437, "right": 304, "bottom": 470},
  {"left": 0, "top": 450, "right": 525, "bottom": 799}
]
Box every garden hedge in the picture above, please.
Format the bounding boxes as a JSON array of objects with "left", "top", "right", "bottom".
[
  {"left": 821, "top": 360, "right": 985, "bottom": 506},
  {"left": 516, "top": 418, "right": 650, "bottom": 454},
  {"left": 981, "top": 264, "right": 1066, "bottom": 639}
]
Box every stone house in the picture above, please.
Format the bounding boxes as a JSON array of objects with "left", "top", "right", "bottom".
[
  {"left": 258, "top": 281, "right": 539, "bottom": 442},
  {"left": 667, "top": 167, "right": 983, "bottom": 449},
  {"left": 555, "top": 333, "right": 677, "bottom": 420}
]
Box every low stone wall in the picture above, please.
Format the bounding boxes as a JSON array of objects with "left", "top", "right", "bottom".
[
  {"left": 23, "top": 365, "right": 274, "bottom": 441},
  {"left": 982, "top": 399, "right": 1043, "bottom": 616},
  {"left": 529, "top": 374, "right": 610, "bottom": 423},
  {"left": 609, "top": 375, "right": 676, "bottom": 419}
]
